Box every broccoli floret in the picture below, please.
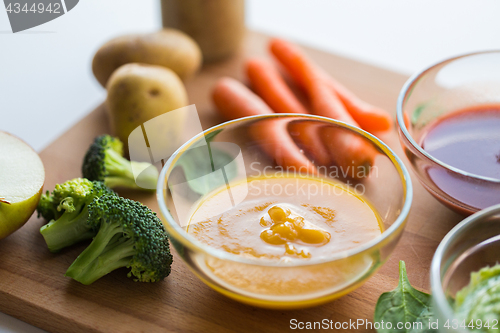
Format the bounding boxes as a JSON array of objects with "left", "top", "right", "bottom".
[
  {"left": 82, "top": 135, "right": 158, "bottom": 191},
  {"left": 37, "top": 178, "right": 116, "bottom": 253},
  {"left": 37, "top": 191, "right": 59, "bottom": 221},
  {"left": 65, "top": 194, "right": 172, "bottom": 285}
]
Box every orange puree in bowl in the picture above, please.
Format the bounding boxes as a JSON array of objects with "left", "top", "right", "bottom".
[{"left": 187, "top": 176, "right": 382, "bottom": 262}]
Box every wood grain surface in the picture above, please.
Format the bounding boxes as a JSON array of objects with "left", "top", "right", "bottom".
[{"left": 0, "top": 31, "right": 463, "bottom": 333}]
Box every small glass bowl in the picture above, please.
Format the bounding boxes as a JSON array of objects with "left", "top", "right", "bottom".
[
  {"left": 397, "top": 51, "right": 500, "bottom": 215},
  {"left": 157, "top": 114, "right": 412, "bottom": 309},
  {"left": 431, "top": 204, "right": 500, "bottom": 332}
]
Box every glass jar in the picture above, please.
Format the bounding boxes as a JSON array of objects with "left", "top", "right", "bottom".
[{"left": 161, "top": 0, "right": 245, "bottom": 62}]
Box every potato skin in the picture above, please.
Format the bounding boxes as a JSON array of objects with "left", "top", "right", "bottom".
[
  {"left": 106, "top": 63, "right": 188, "bottom": 149},
  {"left": 93, "top": 29, "right": 202, "bottom": 87}
]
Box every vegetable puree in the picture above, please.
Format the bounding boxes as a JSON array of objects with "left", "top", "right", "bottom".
[
  {"left": 455, "top": 264, "right": 500, "bottom": 332},
  {"left": 187, "top": 176, "right": 382, "bottom": 262}
]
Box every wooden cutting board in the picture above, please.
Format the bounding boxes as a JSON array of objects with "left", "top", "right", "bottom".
[{"left": 0, "top": 31, "right": 463, "bottom": 333}]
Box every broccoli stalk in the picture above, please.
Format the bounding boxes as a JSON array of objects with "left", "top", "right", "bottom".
[
  {"left": 82, "top": 135, "right": 158, "bottom": 190},
  {"left": 40, "top": 205, "right": 95, "bottom": 252},
  {"left": 65, "top": 219, "right": 135, "bottom": 285},
  {"left": 37, "top": 178, "right": 115, "bottom": 253},
  {"left": 101, "top": 148, "right": 158, "bottom": 189},
  {"left": 65, "top": 195, "right": 172, "bottom": 285}
]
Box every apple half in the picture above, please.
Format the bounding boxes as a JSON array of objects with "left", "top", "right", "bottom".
[{"left": 0, "top": 131, "right": 45, "bottom": 239}]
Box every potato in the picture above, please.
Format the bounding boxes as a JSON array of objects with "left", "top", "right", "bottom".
[
  {"left": 106, "top": 63, "right": 188, "bottom": 153},
  {"left": 93, "top": 29, "right": 202, "bottom": 87}
]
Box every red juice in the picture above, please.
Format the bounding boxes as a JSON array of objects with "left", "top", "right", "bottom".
[{"left": 421, "top": 105, "right": 500, "bottom": 179}]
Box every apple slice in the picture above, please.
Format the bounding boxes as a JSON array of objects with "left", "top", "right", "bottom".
[{"left": 0, "top": 131, "right": 45, "bottom": 239}]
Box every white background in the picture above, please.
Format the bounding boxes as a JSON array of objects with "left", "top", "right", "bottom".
[{"left": 1, "top": 1, "right": 500, "bottom": 332}]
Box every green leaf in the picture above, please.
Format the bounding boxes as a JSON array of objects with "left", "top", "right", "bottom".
[
  {"left": 374, "top": 261, "right": 437, "bottom": 333},
  {"left": 409, "top": 307, "right": 438, "bottom": 333},
  {"left": 454, "top": 264, "right": 500, "bottom": 330}
]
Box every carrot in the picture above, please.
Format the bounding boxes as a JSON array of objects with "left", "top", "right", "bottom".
[
  {"left": 288, "top": 121, "right": 331, "bottom": 166},
  {"left": 245, "top": 58, "right": 331, "bottom": 166},
  {"left": 320, "top": 127, "right": 377, "bottom": 179},
  {"left": 311, "top": 82, "right": 378, "bottom": 173},
  {"left": 269, "top": 39, "right": 378, "bottom": 173},
  {"left": 269, "top": 38, "right": 314, "bottom": 91},
  {"left": 268, "top": 39, "right": 357, "bottom": 125},
  {"left": 249, "top": 119, "right": 317, "bottom": 175},
  {"left": 322, "top": 75, "right": 392, "bottom": 132},
  {"left": 308, "top": 78, "right": 358, "bottom": 125},
  {"left": 245, "top": 58, "right": 309, "bottom": 115},
  {"left": 212, "top": 77, "right": 273, "bottom": 120},
  {"left": 212, "top": 77, "right": 317, "bottom": 174},
  {"left": 269, "top": 38, "right": 392, "bottom": 132}
]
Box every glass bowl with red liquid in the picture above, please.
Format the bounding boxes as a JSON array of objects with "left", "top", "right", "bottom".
[{"left": 397, "top": 51, "right": 500, "bottom": 215}]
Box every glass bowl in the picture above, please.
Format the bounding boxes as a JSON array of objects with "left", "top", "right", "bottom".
[
  {"left": 397, "top": 51, "right": 500, "bottom": 215},
  {"left": 157, "top": 114, "right": 412, "bottom": 309},
  {"left": 431, "top": 204, "right": 500, "bottom": 332}
]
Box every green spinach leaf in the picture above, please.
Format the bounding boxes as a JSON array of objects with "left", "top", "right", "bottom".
[
  {"left": 409, "top": 307, "right": 437, "bottom": 333},
  {"left": 374, "top": 261, "right": 437, "bottom": 333}
]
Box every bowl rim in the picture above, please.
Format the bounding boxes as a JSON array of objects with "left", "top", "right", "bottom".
[
  {"left": 157, "top": 113, "right": 413, "bottom": 267},
  {"left": 396, "top": 49, "right": 500, "bottom": 183},
  {"left": 430, "top": 203, "right": 500, "bottom": 323}
]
